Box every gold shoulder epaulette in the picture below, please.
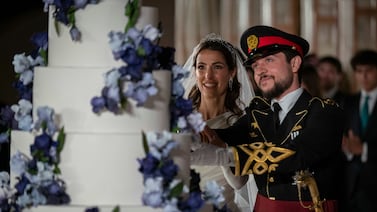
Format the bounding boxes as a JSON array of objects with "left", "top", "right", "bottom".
[{"left": 309, "top": 97, "right": 338, "bottom": 108}]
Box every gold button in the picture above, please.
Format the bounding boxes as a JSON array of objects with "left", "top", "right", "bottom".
[{"left": 269, "top": 177, "right": 274, "bottom": 182}]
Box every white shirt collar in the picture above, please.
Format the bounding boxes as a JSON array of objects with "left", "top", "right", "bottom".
[
  {"left": 271, "top": 87, "right": 304, "bottom": 114},
  {"left": 361, "top": 87, "right": 377, "bottom": 113}
]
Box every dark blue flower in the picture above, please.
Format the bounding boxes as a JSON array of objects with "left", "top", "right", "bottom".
[
  {"left": 85, "top": 207, "right": 100, "bottom": 212},
  {"left": 54, "top": 9, "right": 70, "bottom": 25},
  {"left": 178, "top": 191, "right": 204, "bottom": 212},
  {"left": 139, "top": 38, "right": 155, "bottom": 55},
  {"left": 121, "top": 47, "right": 142, "bottom": 65},
  {"left": 138, "top": 153, "right": 160, "bottom": 177},
  {"left": 0, "top": 106, "right": 15, "bottom": 127},
  {"left": 14, "top": 174, "right": 30, "bottom": 194},
  {"left": 32, "top": 133, "right": 53, "bottom": 152},
  {"left": 119, "top": 64, "right": 143, "bottom": 81},
  {"left": 30, "top": 32, "right": 48, "bottom": 50},
  {"left": 160, "top": 159, "right": 178, "bottom": 182},
  {"left": 12, "top": 81, "right": 32, "bottom": 102}
]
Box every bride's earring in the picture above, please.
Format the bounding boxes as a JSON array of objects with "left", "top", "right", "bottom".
[{"left": 228, "top": 78, "right": 233, "bottom": 91}]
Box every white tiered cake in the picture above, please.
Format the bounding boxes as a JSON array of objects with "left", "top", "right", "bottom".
[{"left": 10, "top": 1, "right": 189, "bottom": 211}]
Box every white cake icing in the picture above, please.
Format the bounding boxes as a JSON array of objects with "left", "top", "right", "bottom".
[
  {"left": 10, "top": 1, "right": 192, "bottom": 211},
  {"left": 48, "top": 1, "right": 159, "bottom": 68},
  {"left": 11, "top": 131, "right": 191, "bottom": 212}
]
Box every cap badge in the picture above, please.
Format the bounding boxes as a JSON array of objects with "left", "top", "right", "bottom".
[{"left": 247, "top": 34, "right": 258, "bottom": 54}]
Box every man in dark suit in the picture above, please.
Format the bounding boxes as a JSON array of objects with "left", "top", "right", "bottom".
[
  {"left": 341, "top": 49, "right": 377, "bottom": 212},
  {"left": 191, "top": 25, "right": 344, "bottom": 212},
  {"left": 316, "top": 56, "right": 348, "bottom": 108}
]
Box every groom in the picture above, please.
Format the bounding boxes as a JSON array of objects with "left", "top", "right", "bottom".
[{"left": 192, "top": 25, "right": 344, "bottom": 212}]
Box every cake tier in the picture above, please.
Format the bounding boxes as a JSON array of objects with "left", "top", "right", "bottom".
[
  {"left": 48, "top": 1, "right": 158, "bottom": 67},
  {"left": 11, "top": 131, "right": 191, "bottom": 208},
  {"left": 32, "top": 67, "right": 171, "bottom": 133}
]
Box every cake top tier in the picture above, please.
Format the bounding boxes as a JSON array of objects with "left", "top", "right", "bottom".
[{"left": 48, "top": 1, "right": 158, "bottom": 68}]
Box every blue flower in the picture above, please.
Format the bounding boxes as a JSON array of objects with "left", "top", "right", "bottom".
[
  {"left": 14, "top": 175, "right": 30, "bottom": 195},
  {"left": 160, "top": 159, "right": 178, "bottom": 182},
  {"left": 138, "top": 153, "right": 160, "bottom": 178},
  {"left": 69, "top": 26, "right": 81, "bottom": 41},
  {"left": 42, "top": 0, "right": 98, "bottom": 41},
  {"left": 179, "top": 191, "right": 204, "bottom": 212},
  {"left": 30, "top": 31, "right": 48, "bottom": 52}
]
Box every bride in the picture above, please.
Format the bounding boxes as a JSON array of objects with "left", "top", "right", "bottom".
[{"left": 183, "top": 33, "right": 258, "bottom": 212}]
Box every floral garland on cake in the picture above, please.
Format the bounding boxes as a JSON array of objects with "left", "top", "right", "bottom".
[
  {"left": 138, "top": 131, "right": 226, "bottom": 211},
  {"left": 42, "top": 0, "right": 99, "bottom": 41},
  {"left": 89, "top": 0, "right": 204, "bottom": 133},
  {"left": 0, "top": 106, "right": 70, "bottom": 211}
]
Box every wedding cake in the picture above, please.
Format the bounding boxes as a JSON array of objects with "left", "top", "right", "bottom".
[{"left": 10, "top": 1, "right": 190, "bottom": 211}]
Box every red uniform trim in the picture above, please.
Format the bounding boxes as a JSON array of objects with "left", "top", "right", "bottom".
[
  {"left": 248, "top": 36, "right": 303, "bottom": 56},
  {"left": 254, "top": 194, "right": 338, "bottom": 212}
]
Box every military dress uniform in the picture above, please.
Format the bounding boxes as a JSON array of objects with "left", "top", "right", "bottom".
[
  {"left": 214, "top": 26, "right": 345, "bottom": 212},
  {"left": 216, "top": 92, "right": 344, "bottom": 211}
]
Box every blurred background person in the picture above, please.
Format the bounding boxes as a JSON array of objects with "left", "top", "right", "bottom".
[
  {"left": 316, "top": 56, "right": 349, "bottom": 107},
  {"left": 301, "top": 64, "right": 322, "bottom": 97},
  {"left": 341, "top": 49, "right": 377, "bottom": 212}
]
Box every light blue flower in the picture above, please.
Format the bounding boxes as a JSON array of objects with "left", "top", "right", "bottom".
[
  {"left": 11, "top": 99, "right": 32, "bottom": 120},
  {"left": 18, "top": 115, "right": 33, "bottom": 131},
  {"left": 12, "top": 53, "right": 32, "bottom": 74},
  {"left": 142, "top": 177, "right": 164, "bottom": 207},
  {"left": 26, "top": 162, "right": 54, "bottom": 185},
  {"left": 34, "top": 106, "right": 58, "bottom": 136},
  {"left": 187, "top": 112, "right": 206, "bottom": 134},
  {"left": 203, "top": 181, "right": 225, "bottom": 207},
  {"left": 10, "top": 151, "right": 30, "bottom": 175},
  {"left": 142, "top": 25, "right": 161, "bottom": 42},
  {"left": 19, "top": 70, "right": 33, "bottom": 86},
  {"left": 70, "top": 26, "right": 82, "bottom": 41},
  {"left": 0, "top": 171, "right": 14, "bottom": 200},
  {"left": 104, "top": 69, "right": 121, "bottom": 88},
  {"left": 163, "top": 198, "right": 180, "bottom": 212}
]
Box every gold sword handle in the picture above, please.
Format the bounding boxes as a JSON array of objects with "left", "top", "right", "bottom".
[{"left": 293, "top": 170, "right": 324, "bottom": 212}]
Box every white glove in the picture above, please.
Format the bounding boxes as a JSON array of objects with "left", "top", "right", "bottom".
[
  {"left": 221, "top": 166, "right": 249, "bottom": 190},
  {"left": 190, "top": 143, "right": 234, "bottom": 166}
]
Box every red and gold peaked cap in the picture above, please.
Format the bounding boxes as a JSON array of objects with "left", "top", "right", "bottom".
[{"left": 240, "top": 25, "right": 310, "bottom": 65}]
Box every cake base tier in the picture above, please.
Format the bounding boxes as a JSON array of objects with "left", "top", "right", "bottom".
[{"left": 10, "top": 131, "right": 192, "bottom": 207}]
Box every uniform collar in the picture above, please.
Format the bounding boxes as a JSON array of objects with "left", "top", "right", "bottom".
[{"left": 271, "top": 88, "right": 304, "bottom": 114}]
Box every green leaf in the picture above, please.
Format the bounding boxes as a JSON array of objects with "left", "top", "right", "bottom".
[
  {"left": 169, "top": 181, "right": 184, "bottom": 198},
  {"left": 112, "top": 206, "right": 120, "bottom": 212},
  {"left": 56, "top": 127, "right": 66, "bottom": 154},
  {"left": 41, "top": 121, "right": 47, "bottom": 131},
  {"left": 142, "top": 131, "right": 149, "bottom": 154},
  {"left": 124, "top": 0, "right": 140, "bottom": 32},
  {"left": 68, "top": 7, "right": 76, "bottom": 26},
  {"left": 53, "top": 164, "right": 61, "bottom": 175},
  {"left": 39, "top": 49, "right": 48, "bottom": 65},
  {"left": 54, "top": 19, "right": 60, "bottom": 36}
]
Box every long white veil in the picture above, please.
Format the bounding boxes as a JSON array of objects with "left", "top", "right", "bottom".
[
  {"left": 182, "top": 34, "right": 258, "bottom": 211},
  {"left": 182, "top": 34, "right": 255, "bottom": 110}
]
